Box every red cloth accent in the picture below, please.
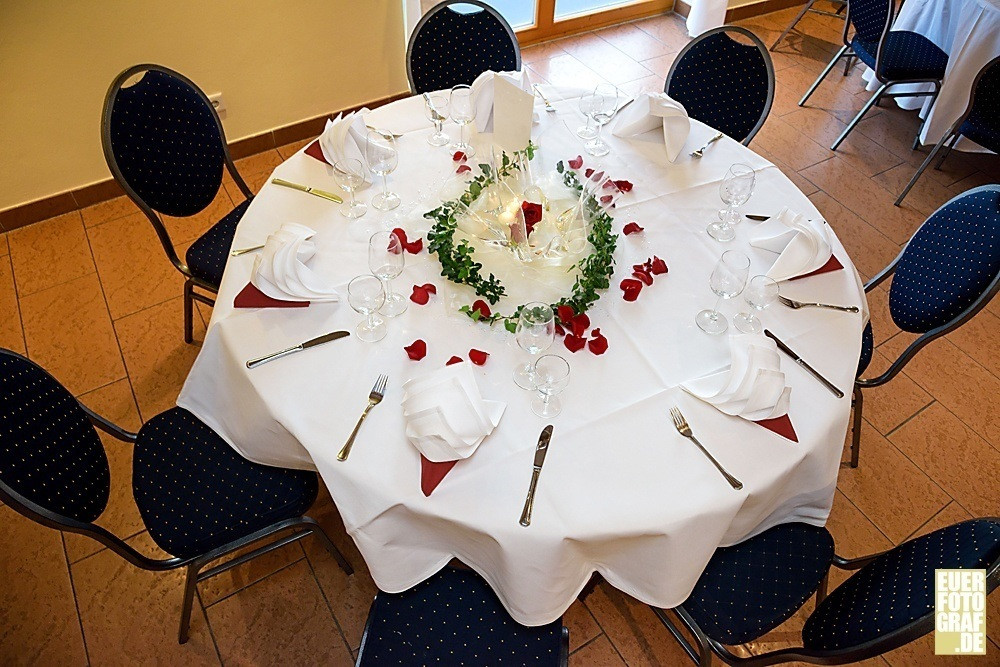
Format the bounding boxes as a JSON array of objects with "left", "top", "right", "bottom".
[
  {"left": 234, "top": 283, "right": 309, "bottom": 308},
  {"left": 304, "top": 140, "right": 329, "bottom": 165},
  {"left": 754, "top": 414, "right": 798, "bottom": 442},
  {"left": 421, "top": 456, "right": 458, "bottom": 496},
  {"left": 789, "top": 255, "right": 844, "bottom": 281}
]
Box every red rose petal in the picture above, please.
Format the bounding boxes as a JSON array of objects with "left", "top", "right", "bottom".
[
  {"left": 391, "top": 228, "right": 409, "bottom": 245},
  {"left": 650, "top": 256, "right": 668, "bottom": 275},
  {"left": 591, "top": 170, "right": 605, "bottom": 182},
  {"left": 600, "top": 194, "right": 613, "bottom": 205},
  {"left": 556, "top": 304, "right": 575, "bottom": 325},
  {"left": 469, "top": 349, "right": 489, "bottom": 366},
  {"left": 521, "top": 201, "right": 543, "bottom": 227},
  {"left": 404, "top": 339, "right": 427, "bottom": 361},
  {"left": 471, "top": 300, "right": 491, "bottom": 318},
  {"left": 623, "top": 222, "right": 644, "bottom": 235},
  {"left": 568, "top": 155, "right": 584, "bottom": 169},
  {"left": 620, "top": 278, "right": 643, "bottom": 302},
  {"left": 446, "top": 356, "right": 464, "bottom": 366},
  {"left": 613, "top": 179, "right": 633, "bottom": 192},
  {"left": 404, "top": 237, "right": 423, "bottom": 254},
  {"left": 603, "top": 180, "right": 616, "bottom": 189},
  {"left": 410, "top": 285, "right": 430, "bottom": 305},
  {"left": 554, "top": 322, "right": 566, "bottom": 336},
  {"left": 452, "top": 151, "right": 467, "bottom": 162},
  {"left": 421, "top": 283, "right": 437, "bottom": 294},
  {"left": 456, "top": 164, "right": 472, "bottom": 174},
  {"left": 588, "top": 328, "right": 609, "bottom": 355},
  {"left": 584, "top": 168, "right": 595, "bottom": 178},
  {"left": 632, "top": 269, "right": 653, "bottom": 286},
  {"left": 570, "top": 312, "right": 590, "bottom": 338},
  {"left": 564, "top": 334, "right": 586, "bottom": 353}
]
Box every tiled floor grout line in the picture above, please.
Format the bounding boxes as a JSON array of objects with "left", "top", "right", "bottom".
[
  {"left": 198, "top": 548, "right": 305, "bottom": 609},
  {"left": 60, "top": 533, "right": 93, "bottom": 667},
  {"left": 68, "top": 527, "right": 147, "bottom": 565},
  {"left": 881, "top": 399, "right": 936, "bottom": 441},
  {"left": 568, "top": 632, "right": 606, "bottom": 656},
  {"left": 5, "top": 252, "right": 28, "bottom": 355},
  {"left": 298, "top": 543, "right": 356, "bottom": 658}
]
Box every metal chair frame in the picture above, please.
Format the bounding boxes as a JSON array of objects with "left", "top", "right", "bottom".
[
  {"left": 652, "top": 517, "right": 1000, "bottom": 665},
  {"left": 665, "top": 25, "right": 776, "bottom": 146},
  {"left": 0, "top": 348, "right": 353, "bottom": 645},
  {"left": 101, "top": 64, "right": 254, "bottom": 344},
  {"left": 799, "top": 0, "right": 945, "bottom": 151},
  {"left": 405, "top": 0, "right": 521, "bottom": 94},
  {"left": 771, "top": 0, "right": 848, "bottom": 52}
]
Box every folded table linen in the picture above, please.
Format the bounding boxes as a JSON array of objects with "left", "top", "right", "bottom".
[
  {"left": 312, "top": 111, "right": 372, "bottom": 182},
  {"left": 249, "top": 223, "right": 340, "bottom": 303},
  {"left": 612, "top": 92, "right": 691, "bottom": 162},
  {"left": 471, "top": 69, "right": 534, "bottom": 133},
  {"left": 749, "top": 207, "right": 835, "bottom": 282}
]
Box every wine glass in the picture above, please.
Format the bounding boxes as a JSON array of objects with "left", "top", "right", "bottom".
[
  {"left": 734, "top": 275, "right": 779, "bottom": 334},
  {"left": 696, "top": 251, "right": 751, "bottom": 335},
  {"left": 512, "top": 303, "right": 555, "bottom": 390},
  {"left": 333, "top": 159, "right": 367, "bottom": 219},
  {"left": 347, "top": 275, "right": 386, "bottom": 343},
  {"left": 531, "top": 354, "right": 571, "bottom": 418},
  {"left": 577, "top": 95, "right": 598, "bottom": 139},
  {"left": 708, "top": 163, "right": 756, "bottom": 242},
  {"left": 424, "top": 92, "right": 450, "bottom": 147},
  {"left": 584, "top": 84, "right": 619, "bottom": 157},
  {"left": 368, "top": 231, "right": 407, "bottom": 317},
  {"left": 366, "top": 130, "right": 400, "bottom": 211},
  {"left": 449, "top": 84, "right": 476, "bottom": 157}
]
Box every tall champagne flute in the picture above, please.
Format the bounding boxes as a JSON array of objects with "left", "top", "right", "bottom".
[
  {"left": 365, "top": 130, "right": 401, "bottom": 211},
  {"left": 368, "top": 231, "right": 407, "bottom": 317},
  {"left": 450, "top": 84, "right": 476, "bottom": 157},
  {"left": 512, "top": 303, "right": 555, "bottom": 390},
  {"left": 696, "top": 251, "right": 750, "bottom": 335},
  {"left": 584, "top": 84, "right": 619, "bottom": 157},
  {"left": 708, "top": 163, "right": 755, "bottom": 242},
  {"left": 531, "top": 354, "right": 571, "bottom": 418},
  {"left": 348, "top": 275, "right": 386, "bottom": 343},
  {"left": 424, "top": 93, "right": 450, "bottom": 146},
  {"left": 333, "top": 159, "right": 367, "bottom": 219}
]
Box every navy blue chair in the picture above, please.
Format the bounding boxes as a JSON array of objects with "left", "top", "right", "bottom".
[
  {"left": 653, "top": 518, "right": 1000, "bottom": 665},
  {"left": 407, "top": 1, "right": 521, "bottom": 94},
  {"left": 0, "top": 348, "right": 353, "bottom": 644},
  {"left": 799, "top": 0, "right": 949, "bottom": 151},
  {"left": 851, "top": 185, "right": 1000, "bottom": 467},
  {"left": 102, "top": 64, "right": 254, "bottom": 343},
  {"left": 356, "top": 567, "right": 569, "bottom": 666},
  {"left": 896, "top": 55, "right": 1000, "bottom": 206}
]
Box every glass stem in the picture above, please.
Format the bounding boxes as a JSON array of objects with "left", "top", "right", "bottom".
[
  {"left": 366, "top": 311, "right": 376, "bottom": 329},
  {"left": 727, "top": 202, "right": 738, "bottom": 225},
  {"left": 382, "top": 173, "right": 389, "bottom": 198},
  {"left": 460, "top": 122, "right": 467, "bottom": 148},
  {"left": 711, "top": 294, "right": 725, "bottom": 320},
  {"left": 349, "top": 189, "right": 357, "bottom": 209},
  {"left": 434, "top": 119, "right": 442, "bottom": 134},
  {"left": 595, "top": 121, "right": 603, "bottom": 144},
  {"left": 385, "top": 276, "right": 393, "bottom": 300}
]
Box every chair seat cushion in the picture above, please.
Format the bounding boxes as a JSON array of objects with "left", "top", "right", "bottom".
[
  {"left": 857, "top": 321, "right": 874, "bottom": 377},
  {"left": 803, "top": 519, "right": 1000, "bottom": 651},
  {"left": 852, "top": 31, "right": 948, "bottom": 81},
  {"left": 681, "top": 523, "right": 834, "bottom": 645},
  {"left": 133, "top": 407, "right": 317, "bottom": 559},
  {"left": 184, "top": 198, "right": 251, "bottom": 288},
  {"left": 358, "top": 567, "right": 565, "bottom": 666}
]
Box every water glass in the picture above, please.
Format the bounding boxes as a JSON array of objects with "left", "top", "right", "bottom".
[
  {"left": 576, "top": 95, "right": 598, "bottom": 139},
  {"left": 333, "top": 159, "right": 367, "bottom": 219},
  {"left": 365, "top": 130, "right": 401, "bottom": 211},
  {"left": 708, "top": 163, "right": 755, "bottom": 242},
  {"left": 368, "top": 231, "right": 407, "bottom": 317},
  {"left": 584, "top": 84, "right": 619, "bottom": 157},
  {"left": 512, "top": 303, "right": 555, "bottom": 390},
  {"left": 347, "top": 275, "right": 386, "bottom": 342},
  {"left": 531, "top": 354, "right": 571, "bottom": 418},
  {"left": 735, "top": 275, "right": 778, "bottom": 334},
  {"left": 424, "top": 93, "right": 450, "bottom": 146},
  {"left": 449, "top": 84, "right": 476, "bottom": 157},
  {"left": 696, "top": 251, "right": 751, "bottom": 335}
]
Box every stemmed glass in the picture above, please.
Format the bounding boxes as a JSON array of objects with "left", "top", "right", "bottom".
[
  {"left": 577, "top": 95, "right": 598, "bottom": 139},
  {"left": 531, "top": 354, "right": 571, "bottom": 418},
  {"left": 424, "top": 93, "right": 450, "bottom": 147},
  {"left": 696, "top": 251, "right": 751, "bottom": 335},
  {"left": 708, "top": 163, "right": 755, "bottom": 242},
  {"left": 365, "top": 130, "right": 400, "bottom": 211},
  {"left": 368, "top": 231, "right": 407, "bottom": 317},
  {"left": 333, "top": 159, "right": 367, "bottom": 219},
  {"left": 450, "top": 84, "right": 476, "bottom": 157},
  {"left": 584, "top": 84, "right": 619, "bottom": 157},
  {"left": 734, "top": 275, "right": 779, "bottom": 334},
  {"left": 347, "top": 275, "right": 386, "bottom": 343},
  {"left": 512, "top": 303, "right": 555, "bottom": 390}
]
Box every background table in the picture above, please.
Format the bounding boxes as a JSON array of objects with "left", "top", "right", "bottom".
[{"left": 178, "top": 87, "right": 866, "bottom": 626}]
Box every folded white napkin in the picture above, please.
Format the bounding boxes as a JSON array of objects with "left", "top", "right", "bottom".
[
  {"left": 402, "top": 363, "right": 506, "bottom": 462},
  {"left": 318, "top": 111, "right": 372, "bottom": 184},
  {"left": 612, "top": 92, "right": 690, "bottom": 162},
  {"left": 250, "top": 223, "right": 340, "bottom": 302},
  {"left": 471, "top": 70, "right": 532, "bottom": 133},
  {"left": 749, "top": 207, "right": 832, "bottom": 282},
  {"left": 682, "top": 334, "right": 791, "bottom": 421}
]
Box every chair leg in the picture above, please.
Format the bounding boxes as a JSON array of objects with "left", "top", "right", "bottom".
[
  {"left": 850, "top": 384, "right": 863, "bottom": 468},
  {"left": 303, "top": 519, "right": 354, "bottom": 576},
  {"left": 183, "top": 279, "right": 195, "bottom": 344},
  {"left": 895, "top": 133, "right": 952, "bottom": 206},
  {"left": 911, "top": 83, "right": 942, "bottom": 150},
  {"left": 831, "top": 84, "right": 887, "bottom": 151},
  {"left": 935, "top": 132, "right": 961, "bottom": 170},
  {"left": 771, "top": 0, "right": 816, "bottom": 51},
  {"left": 843, "top": 54, "right": 855, "bottom": 76},
  {"left": 800, "top": 46, "right": 850, "bottom": 107},
  {"left": 178, "top": 564, "right": 199, "bottom": 644}
]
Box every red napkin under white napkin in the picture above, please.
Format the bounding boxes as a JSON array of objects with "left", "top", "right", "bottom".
[
  {"left": 789, "top": 254, "right": 843, "bottom": 281},
  {"left": 304, "top": 140, "right": 328, "bottom": 165},
  {"left": 421, "top": 456, "right": 459, "bottom": 496},
  {"left": 754, "top": 414, "right": 798, "bottom": 442},
  {"left": 234, "top": 282, "right": 309, "bottom": 309}
]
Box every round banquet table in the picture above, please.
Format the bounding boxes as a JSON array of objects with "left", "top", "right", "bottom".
[{"left": 178, "top": 86, "right": 867, "bottom": 626}]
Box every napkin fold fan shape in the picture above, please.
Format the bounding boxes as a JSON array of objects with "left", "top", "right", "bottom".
[
  {"left": 749, "top": 207, "right": 841, "bottom": 282},
  {"left": 612, "top": 92, "right": 691, "bottom": 162},
  {"left": 233, "top": 223, "right": 339, "bottom": 308},
  {"left": 303, "top": 111, "right": 372, "bottom": 184},
  {"left": 471, "top": 70, "right": 534, "bottom": 133}
]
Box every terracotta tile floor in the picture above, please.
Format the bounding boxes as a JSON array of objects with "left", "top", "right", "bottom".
[{"left": 2, "top": 7, "right": 998, "bottom": 665}]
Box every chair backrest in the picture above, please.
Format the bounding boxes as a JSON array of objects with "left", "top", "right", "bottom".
[
  {"left": 664, "top": 26, "right": 775, "bottom": 145},
  {"left": 407, "top": 1, "right": 521, "bottom": 94},
  {"left": 845, "top": 0, "right": 894, "bottom": 45},
  {"left": 958, "top": 54, "right": 1000, "bottom": 150},
  {"left": 889, "top": 185, "right": 1000, "bottom": 333}
]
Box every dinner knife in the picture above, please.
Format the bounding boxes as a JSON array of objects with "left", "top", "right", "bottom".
[
  {"left": 764, "top": 329, "right": 845, "bottom": 398},
  {"left": 745, "top": 214, "right": 770, "bottom": 221},
  {"left": 271, "top": 178, "right": 343, "bottom": 203},
  {"left": 519, "top": 425, "right": 554, "bottom": 527},
  {"left": 246, "top": 331, "right": 350, "bottom": 369}
]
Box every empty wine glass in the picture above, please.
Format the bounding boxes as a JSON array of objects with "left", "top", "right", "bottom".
[
  {"left": 450, "top": 84, "right": 476, "bottom": 157},
  {"left": 696, "top": 251, "right": 751, "bottom": 335},
  {"left": 531, "top": 354, "right": 571, "bottom": 418},
  {"left": 368, "top": 231, "right": 407, "bottom": 317},
  {"left": 734, "top": 275, "right": 779, "bottom": 334},
  {"left": 366, "top": 130, "right": 400, "bottom": 211},
  {"left": 584, "top": 84, "right": 619, "bottom": 157},
  {"left": 577, "top": 95, "right": 597, "bottom": 139},
  {"left": 708, "top": 163, "right": 755, "bottom": 242},
  {"left": 424, "top": 93, "right": 450, "bottom": 147},
  {"left": 513, "top": 303, "right": 555, "bottom": 390},
  {"left": 348, "top": 275, "right": 386, "bottom": 343},
  {"left": 333, "top": 159, "right": 367, "bottom": 219}
]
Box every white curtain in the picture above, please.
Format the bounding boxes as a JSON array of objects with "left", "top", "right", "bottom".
[{"left": 686, "top": 0, "right": 728, "bottom": 36}]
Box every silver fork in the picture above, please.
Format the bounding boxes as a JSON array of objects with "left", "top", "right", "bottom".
[
  {"left": 337, "top": 374, "right": 388, "bottom": 462},
  {"left": 690, "top": 131, "right": 724, "bottom": 158},
  {"left": 366, "top": 125, "right": 403, "bottom": 139},
  {"left": 532, "top": 84, "right": 556, "bottom": 113},
  {"left": 777, "top": 295, "right": 860, "bottom": 313},
  {"left": 669, "top": 407, "right": 743, "bottom": 490},
  {"left": 230, "top": 244, "right": 265, "bottom": 257}
]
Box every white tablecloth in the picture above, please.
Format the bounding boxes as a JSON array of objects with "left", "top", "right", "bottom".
[{"left": 177, "top": 87, "right": 866, "bottom": 626}]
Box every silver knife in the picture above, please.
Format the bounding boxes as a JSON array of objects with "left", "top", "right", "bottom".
[
  {"left": 764, "top": 329, "right": 844, "bottom": 398},
  {"left": 745, "top": 214, "right": 770, "bottom": 222},
  {"left": 246, "top": 331, "right": 350, "bottom": 369},
  {"left": 519, "top": 425, "right": 554, "bottom": 527},
  {"left": 271, "top": 178, "right": 343, "bottom": 203}
]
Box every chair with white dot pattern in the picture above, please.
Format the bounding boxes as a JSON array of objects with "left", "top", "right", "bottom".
[
  {"left": 101, "top": 64, "right": 254, "bottom": 344},
  {"left": 665, "top": 25, "right": 775, "bottom": 146},
  {"left": 0, "top": 348, "right": 353, "bottom": 645},
  {"left": 406, "top": 1, "right": 521, "bottom": 94},
  {"left": 850, "top": 184, "right": 1000, "bottom": 467},
  {"left": 652, "top": 518, "right": 1000, "bottom": 665}
]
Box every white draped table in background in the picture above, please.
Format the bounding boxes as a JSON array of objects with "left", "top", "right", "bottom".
[{"left": 178, "top": 86, "right": 866, "bottom": 626}]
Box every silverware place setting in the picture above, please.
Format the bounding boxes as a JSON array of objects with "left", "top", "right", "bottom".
[
  {"left": 246, "top": 330, "right": 350, "bottom": 369},
  {"left": 520, "top": 424, "right": 554, "bottom": 526},
  {"left": 778, "top": 295, "right": 860, "bottom": 313},
  {"left": 690, "top": 131, "right": 724, "bottom": 158},
  {"left": 669, "top": 407, "right": 743, "bottom": 490},
  {"left": 337, "top": 374, "right": 388, "bottom": 462},
  {"left": 365, "top": 125, "right": 403, "bottom": 139},
  {"left": 763, "top": 329, "right": 845, "bottom": 398},
  {"left": 230, "top": 243, "right": 265, "bottom": 257},
  {"left": 745, "top": 213, "right": 770, "bottom": 221},
  {"left": 532, "top": 84, "right": 556, "bottom": 113},
  {"left": 271, "top": 177, "right": 343, "bottom": 203}
]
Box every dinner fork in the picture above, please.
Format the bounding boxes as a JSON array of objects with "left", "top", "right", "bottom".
[
  {"left": 532, "top": 84, "right": 556, "bottom": 113},
  {"left": 669, "top": 407, "right": 743, "bottom": 490},
  {"left": 230, "top": 243, "right": 265, "bottom": 257},
  {"left": 337, "top": 374, "right": 388, "bottom": 462},
  {"left": 366, "top": 125, "right": 403, "bottom": 139},
  {"left": 777, "top": 295, "right": 860, "bottom": 313},
  {"left": 690, "top": 131, "right": 724, "bottom": 158}
]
